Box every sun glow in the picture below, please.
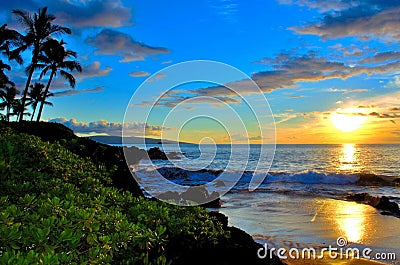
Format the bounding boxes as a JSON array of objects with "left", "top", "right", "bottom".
[
  {"left": 331, "top": 113, "right": 366, "bottom": 132},
  {"left": 335, "top": 202, "right": 369, "bottom": 243}
]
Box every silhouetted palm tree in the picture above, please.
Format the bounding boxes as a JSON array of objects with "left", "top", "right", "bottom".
[
  {"left": 11, "top": 99, "right": 31, "bottom": 120},
  {"left": 34, "top": 38, "right": 81, "bottom": 121},
  {"left": 12, "top": 7, "right": 71, "bottom": 121},
  {"left": 0, "top": 24, "right": 23, "bottom": 88},
  {"left": 27, "top": 82, "right": 53, "bottom": 121},
  {"left": 0, "top": 61, "right": 12, "bottom": 88},
  {"left": 0, "top": 85, "right": 19, "bottom": 121}
]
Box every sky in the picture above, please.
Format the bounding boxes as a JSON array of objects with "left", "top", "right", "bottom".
[{"left": 1, "top": 0, "right": 400, "bottom": 144}]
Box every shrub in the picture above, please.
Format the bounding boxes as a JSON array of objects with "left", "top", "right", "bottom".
[{"left": 0, "top": 128, "right": 228, "bottom": 264}]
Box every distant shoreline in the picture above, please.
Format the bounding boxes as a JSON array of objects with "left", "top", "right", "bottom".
[
  {"left": 89, "top": 135, "right": 194, "bottom": 145},
  {"left": 88, "top": 136, "right": 400, "bottom": 146}
]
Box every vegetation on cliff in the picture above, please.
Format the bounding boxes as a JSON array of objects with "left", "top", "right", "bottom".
[{"left": 0, "top": 123, "right": 282, "bottom": 264}]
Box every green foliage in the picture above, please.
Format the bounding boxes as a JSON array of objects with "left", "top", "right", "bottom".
[
  {"left": 1, "top": 121, "right": 76, "bottom": 142},
  {"left": 2, "top": 121, "right": 146, "bottom": 196},
  {"left": 0, "top": 128, "right": 228, "bottom": 264}
]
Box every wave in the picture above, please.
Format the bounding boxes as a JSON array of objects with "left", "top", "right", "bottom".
[{"left": 135, "top": 167, "right": 398, "bottom": 188}]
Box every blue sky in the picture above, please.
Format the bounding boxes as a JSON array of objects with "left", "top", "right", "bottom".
[{"left": 1, "top": 0, "right": 400, "bottom": 143}]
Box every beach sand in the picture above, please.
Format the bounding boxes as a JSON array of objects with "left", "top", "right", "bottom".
[
  {"left": 286, "top": 258, "right": 386, "bottom": 265},
  {"left": 285, "top": 252, "right": 388, "bottom": 265},
  {"left": 220, "top": 193, "right": 400, "bottom": 265}
]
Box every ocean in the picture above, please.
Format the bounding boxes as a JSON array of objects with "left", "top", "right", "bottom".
[{"left": 130, "top": 143, "right": 400, "bottom": 264}]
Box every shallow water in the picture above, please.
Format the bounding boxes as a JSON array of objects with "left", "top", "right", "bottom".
[{"left": 220, "top": 193, "right": 400, "bottom": 264}]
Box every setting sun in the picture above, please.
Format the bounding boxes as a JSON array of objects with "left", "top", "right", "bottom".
[{"left": 331, "top": 114, "right": 367, "bottom": 132}]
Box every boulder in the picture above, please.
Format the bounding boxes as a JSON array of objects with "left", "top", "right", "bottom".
[
  {"left": 346, "top": 193, "right": 400, "bottom": 217},
  {"left": 148, "top": 147, "right": 168, "bottom": 160}
]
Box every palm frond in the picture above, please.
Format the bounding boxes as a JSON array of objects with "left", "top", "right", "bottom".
[
  {"left": 12, "top": 9, "right": 34, "bottom": 30},
  {"left": 59, "top": 70, "right": 76, "bottom": 88}
]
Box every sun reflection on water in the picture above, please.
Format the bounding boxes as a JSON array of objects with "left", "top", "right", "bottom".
[
  {"left": 335, "top": 201, "right": 369, "bottom": 243},
  {"left": 339, "top": 143, "right": 361, "bottom": 172}
]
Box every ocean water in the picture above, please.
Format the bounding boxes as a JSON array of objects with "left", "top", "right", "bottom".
[
  {"left": 134, "top": 144, "right": 400, "bottom": 200},
  {"left": 135, "top": 143, "right": 400, "bottom": 175},
  {"left": 131, "top": 143, "right": 400, "bottom": 264}
]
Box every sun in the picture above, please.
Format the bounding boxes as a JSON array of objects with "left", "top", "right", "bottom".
[{"left": 331, "top": 113, "right": 366, "bottom": 132}]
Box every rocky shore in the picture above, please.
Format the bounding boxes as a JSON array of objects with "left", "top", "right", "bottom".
[{"left": 346, "top": 192, "right": 400, "bottom": 218}]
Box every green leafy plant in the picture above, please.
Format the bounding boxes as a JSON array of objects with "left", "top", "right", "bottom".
[{"left": 0, "top": 128, "right": 229, "bottom": 264}]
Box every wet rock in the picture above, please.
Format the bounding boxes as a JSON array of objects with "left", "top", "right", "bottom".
[
  {"left": 158, "top": 191, "right": 181, "bottom": 203},
  {"left": 181, "top": 186, "right": 221, "bottom": 207},
  {"left": 167, "top": 151, "right": 182, "bottom": 159},
  {"left": 356, "top": 173, "right": 394, "bottom": 186},
  {"left": 158, "top": 186, "right": 222, "bottom": 208},
  {"left": 346, "top": 193, "right": 400, "bottom": 218},
  {"left": 148, "top": 147, "right": 168, "bottom": 160},
  {"left": 376, "top": 196, "right": 400, "bottom": 214},
  {"left": 215, "top": 180, "right": 225, "bottom": 187}
]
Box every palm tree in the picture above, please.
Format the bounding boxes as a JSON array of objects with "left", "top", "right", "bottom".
[
  {"left": 0, "top": 24, "right": 23, "bottom": 63},
  {"left": 0, "top": 61, "right": 12, "bottom": 88},
  {"left": 12, "top": 7, "right": 71, "bottom": 121},
  {"left": 35, "top": 38, "right": 81, "bottom": 122},
  {"left": 0, "top": 24, "right": 23, "bottom": 88},
  {"left": 0, "top": 85, "right": 19, "bottom": 122},
  {"left": 27, "top": 82, "right": 53, "bottom": 121},
  {"left": 11, "top": 99, "right": 31, "bottom": 120}
]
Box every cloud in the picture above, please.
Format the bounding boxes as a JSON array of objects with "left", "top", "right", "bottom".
[
  {"left": 328, "top": 43, "right": 377, "bottom": 58},
  {"left": 284, "top": 0, "right": 400, "bottom": 40},
  {"left": 52, "top": 86, "right": 103, "bottom": 97},
  {"left": 252, "top": 52, "right": 400, "bottom": 92},
  {"left": 146, "top": 73, "right": 167, "bottom": 82},
  {"left": 47, "top": 118, "right": 168, "bottom": 137},
  {"left": 78, "top": 61, "right": 112, "bottom": 79},
  {"left": 361, "top": 52, "right": 400, "bottom": 64},
  {"left": 386, "top": 76, "right": 400, "bottom": 88},
  {"left": 86, "top": 29, "right": 170, "bottom": 62},
  {"left": 134, "top": 48, "right": 400, "bottom": 109},
  {"left": 156, "top": 51, "right": 400, "bottom": 102},
  {"left": 369, "top": 112, "right": 400, "bottom": 119},
  {"left": 150, "top": 94, "right": 240, "bottom": 108},
  {"left": 209, "top": 0, "right": 238, "bottom": 23},
  {"left": 358, "top": 105, "right": 375, "bottom": 109},
  {"left": 3, "top": 0, "right": 132, "bottom": 29},
  {"left": 336, "top": 91, "right": 400, "bottom": 124},
  {"left": 41, "top": 61, "right": 112, "bottom": 90},
  {"left": 129, "top": 71, "right": 151, "bottom": 78},
  {"left": 278, "top": 0, "right": 357, "bottom": 12},
  {"left": 54, "top": 0, "right": 132, "bottom": 28},
  {"left": 327, "top": 88, "right": 369, "bottom": 94},
  {"left": 274, "top": 113, "right": 298, "bottom": 124}
]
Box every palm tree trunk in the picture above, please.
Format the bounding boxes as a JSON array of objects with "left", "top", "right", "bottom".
[
  {"left": 30, "top": 104, "right": 36, "bottom": 121},
  {"left": 18, "top": 52, "right": 38, "bottom": 122},
  {"left": 6, "top": 105, "right": 10, "bottom": 122},
  {"left": 36, "top": 70, "right": 54, "bottom": 122}
]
